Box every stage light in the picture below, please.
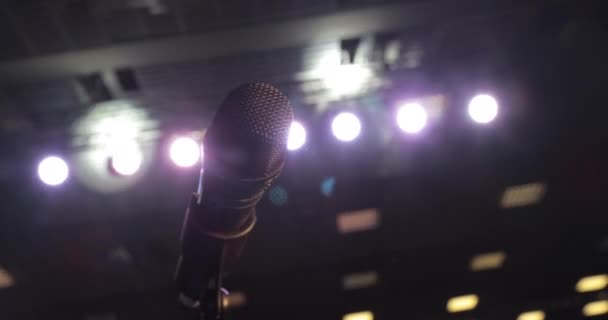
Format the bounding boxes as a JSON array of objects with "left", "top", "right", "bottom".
[
  {"left": 468, "top": 94, "right": 498, "bottom": 124},
  {"left": 315, "top": 50, "right": 372, "bottom": 97},
  {"left": 343, "top": 311, "right": 373, "bottom": 320},
  {"left": 324, "top": 64, "right": 371, "bottom": 96},
  {"left": 110, "top": 140, "right": 143, "bottom": 176},
  {"left": 170, "top": 137, "right": 201, "bottom": 168},
  {"left": 470, "top": 251, "right": 506, "bottom": 271},
  {"left": 397, "top": 102, "right": 428, "bottom": 134},
  {"left": 582, "top": 300, "right": 608, "bottom": 317},
  {"left": 517, "top": 310, "right": 545, "bottom": 320},
  {"left": 72, "top": 100, "right": 157, "bottom": 193},
  {"left": 576, "top": 274, "right": 608, "bottom": 293},
  {"left": 446, "top": 294, "right": 479, "bottom": 313},
  {"left": 287, "top": 121, "right": 307, "bottom": 151},
  {"left": 38, "top": 156, "right": 69, "bottom": 186},
  {"left": 332, "top": 112, "right": 361, "bottom": 142}
]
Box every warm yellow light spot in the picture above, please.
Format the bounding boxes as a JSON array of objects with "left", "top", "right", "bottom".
[
  {"left": 337, "top": 208, "right": 380, "bottom": 234},
  {"left": 0, "top": 266, "right": 14, "bottom": 288},
  {"left": 343, "top": 311, "right": 374, "bottom": 320},
  {"left": 576, "top": 274, "right": 608, "bottom": 293},
  {"left": 582, "top": 300, "right": 608, "bottom": 317},
  {"left": 501, "top": 182, "right": 546, "bottom": 208},
  {"left": 446, "top": 294, "right": 479, "bottom": 313},
  {"left": 517, "top": 310, "right": 545, "bottom": 320},
  {"left": 222, "top": 291, "right": 247, "bottom": 309},
  {"left": 470, "top": 251, "right": 507, "bottom": 271}
]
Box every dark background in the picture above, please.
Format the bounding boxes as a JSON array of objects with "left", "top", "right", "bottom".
[{"left": 0, "top": 0, "right": 607, "bottom": 319}]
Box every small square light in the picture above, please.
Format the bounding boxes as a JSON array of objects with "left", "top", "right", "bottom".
[
  {"left": 582, "top": 300, "right": 608, "bottom": 317},
  {"left": 337, "top": 208, "right": 380, "bottom": 234},
  {"left": 576, "top": 274, "right": 608, "bottom": 293},
  {"left": 500, "top": 182, "right": 546, "bottom": 208},
  {"left": 446, "top": 294, "right": 479, "bottom": 313},
  {"left": 343, "top": 311, "right": 373, "bottom": 320},
  {"left": 517, "top": 310, "right": 545, "bottom": 320},
  {"left": 469, "top": 251, "right": 506, "bottom": 271},
  {"left": 342, "top": 271, "right": 378, "bottom": 290}
]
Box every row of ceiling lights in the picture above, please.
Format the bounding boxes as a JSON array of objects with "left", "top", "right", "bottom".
[
  {"left": 304, "top": 205, "right": 605, "bottom": 318},
  {"left": 221, "top": 274, "right": 608, "bottom": 320},
  {"left": 35, "top": 93, "right": 498, "bottom": 187},
  {"left": 439, "top": 295, "right": 604, "bottom": 318}
]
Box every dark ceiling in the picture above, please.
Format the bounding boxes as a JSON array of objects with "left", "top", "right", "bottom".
[
  {"left": 1, "top": 1, "right": 608, "bottom": 320},
  {"left": 0, "top": 0, "right": 419, "bottom": 62}
]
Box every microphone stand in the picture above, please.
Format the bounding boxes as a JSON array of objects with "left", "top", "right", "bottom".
[
  {"left": 179, "top": 168, "right": 259, "bottom": 320},
  {"left": 201, "top": 246, "right": 226, "bottom": 320},
  {"left": 178, "top": 243, "right": 227, "bottom": 320},
  {"left": 196, "top": 169, "right": 226, "bottom": 320},
  {"left": 196, "top": 216, "right": 256, "bottom": 320}
]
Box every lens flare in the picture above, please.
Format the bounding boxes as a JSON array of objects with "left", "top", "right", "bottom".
[
  {"left": 170, "top": 137, "right": 201, "bottom": 167},
  {"left": 468, "top": 94, "right": 498, "bottom": 124},
  {"left": 332, "top": 112, "right": 361, "bottom": 142},
  {"left": 38, "top": 156, "right": 69, "bottom": 186},
  {"left": 287, "top": 121, "right": 307, "bottom": 151},
  {"left": 269, "top": 186, "right": 289, "bottom": 207}
]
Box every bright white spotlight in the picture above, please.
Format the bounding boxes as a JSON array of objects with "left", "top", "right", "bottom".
[
  {"left": 332, "top": 112, "right": 361, "bottom": 142},
  {"left": 323, "top": 64, "right": 371, "bottom": 96},
  {"left": 287, "top": 121, "right": 307, "bottom": 151},
  {"left": 110, "top": 140, "right": 143, "bottom": 176},
  {"left": 314, "top": 50, "right": 372, "bottom": 97},
  {"left": 397, "top": 102, "right": 428, "bottom": 134},
  {"left": 468, "top": 94, "right": 498, "bottom": 124},
  {"left": 38, "top": 156, "right": 69, "bottom": 186},
  {"left": 170, "top": 137, "right": 201, "bottom": 167}
]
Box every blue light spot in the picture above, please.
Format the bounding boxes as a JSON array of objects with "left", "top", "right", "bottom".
[
  {"left": 321, "top": 177, "right": 336, "bottom": 198},
  {"left": 269, "top": 186, "right": 288, "bottom": 207}
]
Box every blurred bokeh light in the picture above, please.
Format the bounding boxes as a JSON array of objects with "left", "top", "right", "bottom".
[
  {"left": 517, "top": 310, "right": 545, "bottom": 320},
  {"left": 576, "top": 274, "right": 608, "bottom": 293},
  {"left": 582, "top": 300, "right": 608, "bottom": 317},
  {"left": 169, "top": 136, "right": 201, "bottom": 168},
  {"left": 396, "top": 102, "right": 428, "bottom": 134},
  {"left": 109, "top": 140, "right": 143, "bottom": 176},
  {"left": 37, "top": 156, "right": 69, "bottom": 186},
  {"left": 468, "top": 94, "right": 498, "bottom": 124},
  {"left": 332, "top": 112, "right": 362, "bottom": 142},
  {"left": 269, "top": 186, "right": 289, "bottom": 206},
  {"left": 315, "top": 49, "right": 372, "bottom": 97},
  {"left": 446, "top": 294, "right": 479, "bottom": 313},
  {"left": 343, "top": 311, "right": 374, "bottom": 320},
  {"left": 287, "top": 121, "right": 307, "bottom": 151}
]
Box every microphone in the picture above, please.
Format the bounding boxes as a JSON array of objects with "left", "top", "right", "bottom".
[{"left": 175, "top": 83, "right": 293, "bottom": 314}]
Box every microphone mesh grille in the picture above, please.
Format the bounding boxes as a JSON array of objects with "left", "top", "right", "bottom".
[
  {"left": 220, "top": 82, "right": 293, "bottom": 145},
  {"left": 208, "top": 82, "right": 293, "bottom": 177}
]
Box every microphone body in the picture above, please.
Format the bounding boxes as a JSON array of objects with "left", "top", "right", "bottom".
[{"left": 175, "top": 83, "right": 293, "bottom": 310}]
